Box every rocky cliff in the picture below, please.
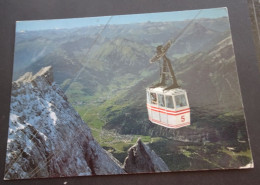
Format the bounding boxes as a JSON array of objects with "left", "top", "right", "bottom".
[
  {"left": 4, "top": 66, "right": 125, "bottom": 180},
  {"left": 123, "top": 139, "right": 169, "bottom": 173}
]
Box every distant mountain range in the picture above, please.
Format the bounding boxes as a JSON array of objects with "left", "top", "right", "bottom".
[{"left": 13, "top": 17, "right": 230, "bottom": 77}]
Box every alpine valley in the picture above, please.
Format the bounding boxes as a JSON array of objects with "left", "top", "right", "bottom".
[{"left": 7, "top": 16, "right": 253, "bottom": 178}]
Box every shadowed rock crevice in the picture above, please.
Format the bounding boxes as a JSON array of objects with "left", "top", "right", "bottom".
[{"left": 123, "top": 139, "right": 169, "bottom": 173}]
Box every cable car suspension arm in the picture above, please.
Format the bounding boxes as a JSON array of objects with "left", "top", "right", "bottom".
[{"left": 150, "top": 10, "right": 202, "bottom": 89}]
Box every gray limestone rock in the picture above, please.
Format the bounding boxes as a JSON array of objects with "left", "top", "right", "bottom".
[{"left": 5, "top": 66, "right": 125, "bottom": 180}]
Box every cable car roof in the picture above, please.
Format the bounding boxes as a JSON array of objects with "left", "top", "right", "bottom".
[{"left": 147, "top": 86, "right": 187, "bottom": 96}]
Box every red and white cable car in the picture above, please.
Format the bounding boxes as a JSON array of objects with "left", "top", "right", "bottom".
[
  {"left": 146, "top": 87, "right": 190, "bottom": 129},
  {"left": 146, "top": 41, "right": 191, "bottom": 129},
  {"left": 145, "top": 11, "right": 202, "bottom": 128}
]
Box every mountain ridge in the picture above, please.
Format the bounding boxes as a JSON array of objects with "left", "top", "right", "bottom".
[{"left": 5, "top": 66, "right": 125, "bottom": 179}]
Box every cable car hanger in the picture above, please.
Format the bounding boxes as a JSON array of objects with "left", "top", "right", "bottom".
[{"left": 150, "top": 10, "right": 202, "bottom": 90}]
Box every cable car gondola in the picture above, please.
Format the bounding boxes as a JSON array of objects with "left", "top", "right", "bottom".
[
  {"left": 146, "top": 43, "right": 191, "bottom": 129},
  {"left": 146, "top": 11, "right": 202, "bottom": 128},
  {"left": 147, "top": 87, "right": 190, "bottom": 129}
]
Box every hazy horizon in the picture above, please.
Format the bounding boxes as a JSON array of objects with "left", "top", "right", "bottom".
[{"left": 16, "top": 7, "right": 228, "bottom": 32}]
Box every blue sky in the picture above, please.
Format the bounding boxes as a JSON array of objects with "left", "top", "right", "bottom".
[{"left": 16, "top": 7, "right": 228, "bottom": 32}]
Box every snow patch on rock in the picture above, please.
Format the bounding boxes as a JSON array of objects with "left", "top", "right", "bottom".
[{"left": 5, "top": 66, "right": 125, "bottom": 180}]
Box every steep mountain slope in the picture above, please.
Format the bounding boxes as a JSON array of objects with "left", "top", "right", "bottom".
[
  {"left": 102, "top": 35, "right": 246, "bottom": 139},
  {"left": 176, "top": 36, "right": 242, "bottom": 111},
  {"left": 170, "top": 22, "right": 222, "bottom": 55},
  {"left": 5, "top": 66, "right": 125, "bottom": 180}
]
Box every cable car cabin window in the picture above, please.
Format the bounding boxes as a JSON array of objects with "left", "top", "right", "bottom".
[
  {"left": 147, "top": 91, "right": 151, "bottom": 104},
  {"left": 150, "top": 92, "right": 157, "bottom": 105},
  {"left": 158, "top": 94, "right": 165, "bottom": 107},
  {"left": 175, "top": 94, "right": 187, "bottom": 108},
  {"left": 166, "top": 95, "right": 174, "bottom": 109}
]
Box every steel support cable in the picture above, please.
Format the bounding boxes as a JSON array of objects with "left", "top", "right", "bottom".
[
  {"left": 150, "top": 9, "right": 202, "bottom": 64},
  {"left": 64, "top": 16, "right": 113, "bottom": 93},
  {"left": 167, "top": 10, "right": 202, "bottom": 46}
]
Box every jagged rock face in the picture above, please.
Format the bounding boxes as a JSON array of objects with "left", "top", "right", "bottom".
[
  {"left": 5, "top": 66, "right": 125, "bottom": 180},
  {"left": 123, "top": 139, "right": 169, "bottom": 173}
]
